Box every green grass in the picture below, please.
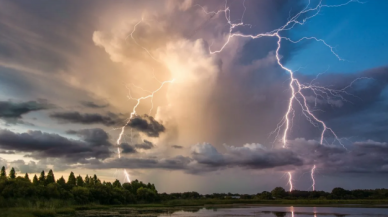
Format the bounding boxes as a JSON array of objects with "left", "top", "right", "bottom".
[{"left": 1, "top": 208, "right": 57, "bottom": 217}]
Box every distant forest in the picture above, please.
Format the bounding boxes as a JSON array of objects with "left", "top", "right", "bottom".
[{"left": 1, "top": 166, "right": 388, "bottom": 207}]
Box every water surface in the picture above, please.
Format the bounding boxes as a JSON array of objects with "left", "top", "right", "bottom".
[
  {"left": 158, "top": 206, "right": 388, "bottom": 217},
  {"left": 77, "top": 206, "right": 388, "bottom": 217}
]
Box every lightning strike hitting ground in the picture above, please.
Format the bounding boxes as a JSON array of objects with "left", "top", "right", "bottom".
[
  {"left": 288, "top": 172, "right": 293, "bottom": 192},
  {"left": 200, "top": 0, "right": 362, "bottom": 190},
  {"left": 202, "top": 0, "right": 361, "bottom": 147},
  {"left": 115, "top": 79, "right": 173, "bottom": 182},
  {"left": 114, "top": 21, "right": 174, "bottom": 183},
  {"left": 311, "top": 164, "right": 316, "bottom": 191}
]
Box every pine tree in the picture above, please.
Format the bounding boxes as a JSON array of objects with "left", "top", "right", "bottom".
[
  {"left": 39, "top": 170, "right": 46, "bottom": 184},
  {"left": 76, "top": 175, "right": 84, "bottom": 186},
  {"left": 32, "top": 175, "right": 39, "bottom": 185},
  {"left": 67, "top": 172, "right": 76, "bottom": 186},
  {"left": 57, "top": 176, "right": 66, "bottom": 187},
  {"left": 84, "top": 175, "right": 90, "bottom": 186},
  {"left": 9, "top": 167, "right": 16, "bottom": 179},
  {"left": 0, "top": 166, "right": 6, "bottom": 179},
  {"left": 46, "top": 169, "right": 55, "bottom": 185},
  {"left": 24, "top": 173, "right": 30, "bottom": 182},
  {"left": 92, "top": 174, "right": 100, "bottom": 185}
]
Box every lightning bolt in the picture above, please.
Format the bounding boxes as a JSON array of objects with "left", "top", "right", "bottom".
[
  {"left": 202, "top": 0, "right": 362, "bottom": 147},
  {"left": 200, "top": 0, "right": 362, "bottom": 190},
  {"left": 311, "top": 164, "right": 316, "bottom": 191},
  {"left": 115, "top": 21, "right": 174, "bottom": 183},
  {"left": 288, "top": 172, "right": 293, "bottom": 192},
  {"left": 127, "top": 18, "right": 160, "bottom": 62},
  {"left": 115, "top": 79, "right": 173, "bottom": 182}
]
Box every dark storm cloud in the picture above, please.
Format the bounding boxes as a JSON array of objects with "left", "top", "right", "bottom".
[
  {"left": 50, "top": 111, "right": 121, "bottom": 126},
  {"left": 285, "top": 139, "right": 388, "bottom": 174},
  {"left": 127, "top": 115, "right": 165, "bottom": 137},
  {"left": 120, "top": 143, "right": 137, "bottom": 154},
  {"left": 309, "top": 66, "right": 388, "bottom": 117},
  {"left": 291, "top": 66, "right": 388, "bottom": 141},
  {"left": 0, "top": 128, "right": 113, "bottom": 163},
  {"left": 80, "top": 101, "right": 109, "bottom": 109},
  {"left": 191, "top": 143, "right": 303, "bottom": 169},
  {"left": 119, "top": 140, "right": 153, "bottom": 154},
  {"left": 74, "top": 128, "right": 111, "bottom": 146},
  {"left": 0, "top": 99, "right": 53, "bottom": 123},
  {"left": 86, "top": 155, "right": 191, "bottom": 171},
  {"left": 134, "top": 140, "right": 154, "bottom": 150},
  {"left": 85, "top": 143, "right": 303, "bottom": 173},
  {"left": 84, "top": 139, "right": 388, "bottom": 175}
]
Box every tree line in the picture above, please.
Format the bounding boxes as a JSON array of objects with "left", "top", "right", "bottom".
[
  {"left": 0, "top": 166, "right": 158, "bottom": 206},
  {"left": 1, "top": 166, "right": 388, "bottom": 208}
]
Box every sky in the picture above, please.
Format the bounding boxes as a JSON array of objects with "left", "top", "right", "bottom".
[{"left": 0, "top": 0, "right": 388, "bottom": 194}]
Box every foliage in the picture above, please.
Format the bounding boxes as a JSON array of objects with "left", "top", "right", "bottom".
[
  {"left": 271, "top": 187, "right": 286, "bottom": 199},
  {"left": 0, "top": 167, "right": 158, "bottom": 207},
  {"left": 1, "top": 166, "right": 388, "bottom": 210}
]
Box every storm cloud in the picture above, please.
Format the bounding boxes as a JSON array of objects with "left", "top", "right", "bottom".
[
  {"left": 85, "top": 139, "right": 388, "bottom": 176},
  {"left": 80, "top": 101, "right": 109, "bottom": 109},
  {"left": 0, "top": 128, "right": 113, "bottom": 163},
  {"left": 127, "top": 115, "right": 165, "bottom": 137},
  {"left": 0, "top": 99, "right": 53, "bottom": 123},
  {"left": 120, "top": 143, "right": 137, "bottom": 154},
  {"left": 0, "top": 0, "right": 387, "bottom": 192},
  {"left": 134, "top": 140, "right": 154, "bottom": 150},
  {"left": 50, "top": 111, "right": 121, "bottom": 126}
]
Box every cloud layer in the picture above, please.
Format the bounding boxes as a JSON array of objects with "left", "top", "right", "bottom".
[{"left": 0, "top": 0, "right": 387, "bottom": 192}]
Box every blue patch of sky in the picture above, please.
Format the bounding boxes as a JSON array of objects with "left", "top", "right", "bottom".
[{"left": 284, "top": 0, "right": 388, "bottom": 76}]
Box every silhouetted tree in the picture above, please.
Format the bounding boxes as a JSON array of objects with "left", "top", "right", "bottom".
[
  {"left": 32, "top": 175, "right": 39, "bottom": 185},
  {"left": 0, "top": 166, "right": 6, "bottom": 179},
  {"left": 72, "top": 186, "right": 90, "bottom": 204},
  {"left": 57, "top": 176, "right": 66, "bottom": 187},
  {"left": 67, "top": 172, "right": 76, "bottom": 187},
  {"left": 271, "top": 187, "right": 286, "bottom": 199},
  {"left": 113, "top": 179, "right": 121, "bottom": 188},
  {"left": 92, "top": 174, "right": 100, "bottom": 185},
  {"left": 39, "top": 170, "right": 45, "bottom": 185},
  {"left": 137, "top": 187, "right": 157, "bottom": 202},
  {"left": 46, "top": 170, "right": 55, "bottom": 185},
  {"left": 331, "top": 187, "right": 349, "bottom": 199},
  {"left": 257, "top": 191, "right": 273, "bottom": 200},
  {"left": 84, "top": 175, "right": 90, "bottom": 186},
  {"left": 76, "top": 175, "right": 84, "bottom": 187},
  {"left": 9, "top": 167, "right": 16, "bottom": 179},
  {"left": 24, "top": 173, "right": 30, "bottom": 182}
]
